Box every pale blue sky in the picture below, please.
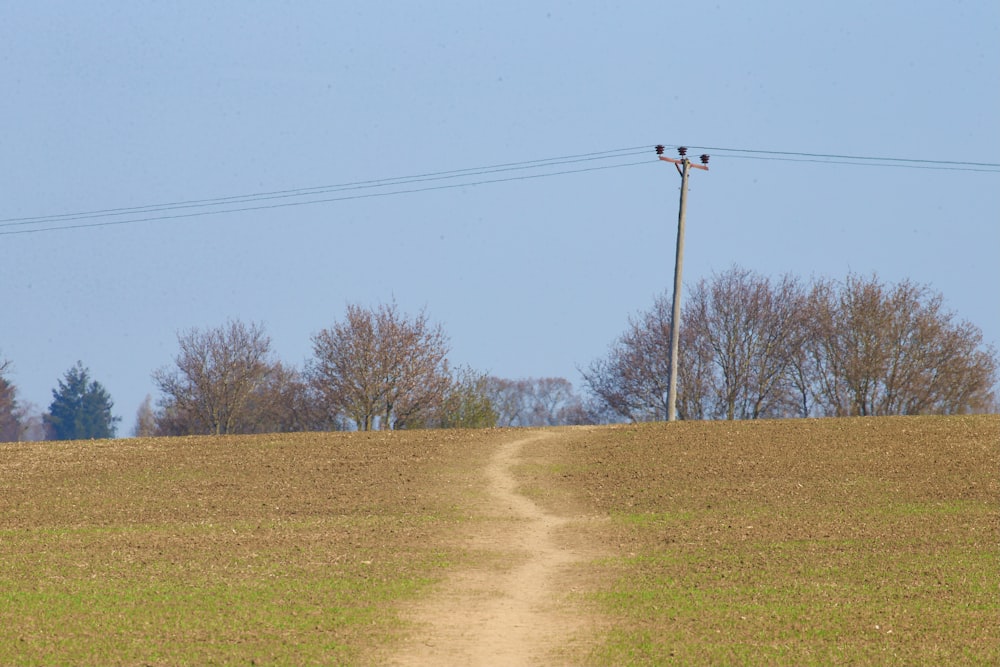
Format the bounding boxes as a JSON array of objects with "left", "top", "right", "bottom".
[{"left": 2, "top": 1, "right": 998, "bottom": 430}]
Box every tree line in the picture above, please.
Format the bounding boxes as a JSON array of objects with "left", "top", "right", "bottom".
[
  {"left": 2, "top": 269, "right": 997, "bottom": 441},
  {"left": 583, "top": 267, "right": 997, "bottom": 420},
  {"left": 1, "top": 301, "right": 593, "bottom": 441}
]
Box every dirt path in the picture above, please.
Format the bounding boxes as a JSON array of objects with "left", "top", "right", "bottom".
[{"left": 388, "top": 431, "right": 592, "bottom": 666}]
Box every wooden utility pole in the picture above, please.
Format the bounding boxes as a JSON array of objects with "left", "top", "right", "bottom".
[{"left": 656, "top": 145, "right": 709, "bottom": 422}]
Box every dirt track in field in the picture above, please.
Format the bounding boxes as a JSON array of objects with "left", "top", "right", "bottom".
[{"left": 389, "top": 431, "right": 594, "bottom": 667}]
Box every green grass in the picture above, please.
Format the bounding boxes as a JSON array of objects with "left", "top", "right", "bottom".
[
  {"left": 0, "top": 521, "right": 456, "bottom": 666},
  {"left": 585, "top": 535, "right": 998, "bottom": 666}
]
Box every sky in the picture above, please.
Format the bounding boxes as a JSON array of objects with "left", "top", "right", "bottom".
[{"left": 2, "top": 1, "right": 998, "bottom": 433}]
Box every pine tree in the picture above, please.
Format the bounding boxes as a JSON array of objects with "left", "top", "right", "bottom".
[{"left": 45, "top": 362, "right": 120, "bottom": 440}]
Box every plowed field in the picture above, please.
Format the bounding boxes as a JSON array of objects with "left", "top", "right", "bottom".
[{"left": 1, "top": 416, "right": 997, "bottom": 665}]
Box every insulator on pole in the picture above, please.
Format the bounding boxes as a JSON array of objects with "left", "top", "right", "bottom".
[
  {"left": 700, "top": 154, "right": 710, "bottom": 165},
  {"left": 677, "top": 146, "right": 688, "bottom": 157},
  {"left": 655, "top": 145, "right": 665, "bottom": 155}
]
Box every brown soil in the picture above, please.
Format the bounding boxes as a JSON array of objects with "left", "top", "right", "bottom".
[{"left": 388, "top": 431, "right": 600, "bottom": 666}]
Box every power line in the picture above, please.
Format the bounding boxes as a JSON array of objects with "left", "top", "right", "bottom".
[
  {"left": 685, "top": 144, "right": 1000, "bottom": 169},
  {"left": 3, "top": 143, "right": 997, "bottom": 236},
  {"left": 0, "top": 158, "right": 652, "bottom": 236},
  {"left": 1, "top": 146, "right": 649, "bottom": 228},
  {"left": 711, "top": 153, "right": 1000, "bottom": 173}
]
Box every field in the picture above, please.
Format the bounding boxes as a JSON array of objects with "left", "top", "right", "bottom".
[
  {"left": 519, "top": 416, "right": 999, "bottom": 665},
  {"left": 1, "top": 416, "right": 997, "bottom": 665}
]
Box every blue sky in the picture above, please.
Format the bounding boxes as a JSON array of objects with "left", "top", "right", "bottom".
[{"left": 2, "top": 1, "right": 998, "bottom": 431}]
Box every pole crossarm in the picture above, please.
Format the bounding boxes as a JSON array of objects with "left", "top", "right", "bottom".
[{"left": 658, "top": 155, "right": 709, "bottom": 171}]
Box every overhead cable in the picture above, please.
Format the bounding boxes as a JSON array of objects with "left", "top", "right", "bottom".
[
  {"left": 3, "top": 143, "right": 997, "bottom": 236},
  {"left": 1, "top": 146, "right": 649, "bottom": 227},
  {"left": 0, "top": 157, "right": 651, "bottom": 236}
]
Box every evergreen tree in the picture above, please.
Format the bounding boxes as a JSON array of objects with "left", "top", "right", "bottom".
[{"left": 45, "top": 362, "right": 120, "bottom": 440}]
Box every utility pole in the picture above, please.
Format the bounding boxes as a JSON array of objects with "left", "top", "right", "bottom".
[{"left": 656, "top": 145, "right": 709, "bottom": 422}]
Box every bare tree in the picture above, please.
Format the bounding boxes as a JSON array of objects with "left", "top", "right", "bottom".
[
  {"left": 529, "top": 378, "right": 574, "bottom": 426},
  {"left": 785, "top": 304, "right": 819, "bottom": 418},
  {"left": 686, "top": 267, "right": 805, "bottom": 419},
  {"left": 586, "top": 267, "right": 995, "bottom": 422},
  {"left": 309, "top": 302, "right": 451, "bottom": 430},
  {"left": 582, "top": 306, "right": 668, "bottom": 422},
  {"left": 584, "top": 272, "right": 804, "bottom": 423},
  {"left": 377, "top": 304, "right": 451, "bottom": 429},
  {"left": 582, "top": 293, "right": 705, "bottom": 422},
  {"left": 804, "top": 274, "right": 997, "bottom": 416},
  {"left": 310, "top": 305, "right": 380, "bottom": 430},
  {"left": 246, "top": 362, "right": 336, "bottom": 433},
  {"left": 484, "top": 377, "right": 530, "bottom": 427},
  {"left": 153, "top": 320, "right": 276, "bottom": 435},
  {"left": 486, "top": 376, "right": 590, "bottom": 426}
]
